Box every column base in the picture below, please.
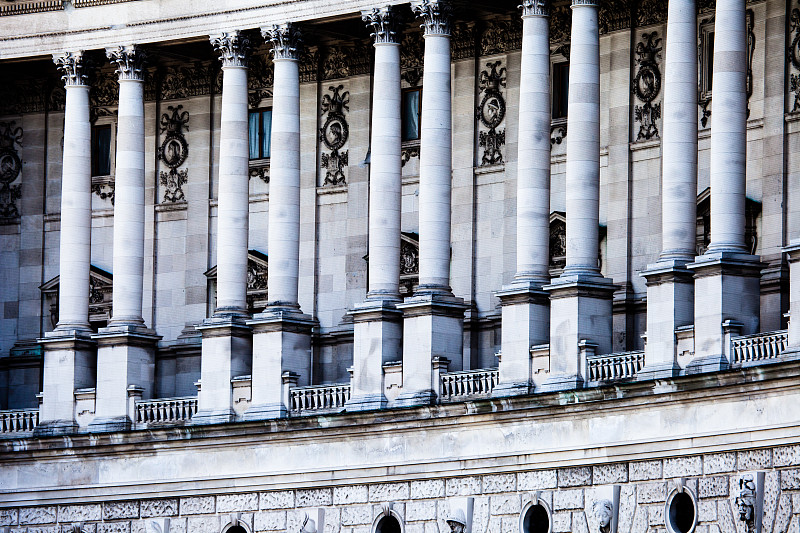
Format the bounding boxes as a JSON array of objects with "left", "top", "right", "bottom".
[
  {"left": 87, "top": 415, "right": 133, "bottom": 433},
  {"left": 190, "top": 408, "right": 237, "bottom": 426},
  {"left": 242, "top": 402, "right": 288, "bottom": 421},
  {"left": 32, "top": 419, "right": 80, "bottom": 437},
  {"left": 684, "top": 353, "right": 729, "bottom": 374},
  {"left": 393, "top": 388, "right": 437, "bottom": 408},
  {"left": 490, "top": 380, "right": 532, "bottom": 398},
  {"left": 636, "top": 361, "right": 681, "bottom": 381},
  {"left": 345, "top": 392, "right": 388, "bottom": 412},
  {"left": 537, "top": 373, "right": 584, "bottom": 393}
]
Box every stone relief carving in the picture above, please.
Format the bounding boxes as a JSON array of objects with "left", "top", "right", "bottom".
[
  {"left": 480, "top": 19, "right": 522, "bottom": 56},
  {"left": 591, "top": 500, "right": 614, "bottom": 533},
  {"left": 158, "top": 105, "right": 189, "bottom": 203},
  {"left": 550, "top": 4, "right": 572, "bottom": 43},
  {"left": 636, "top": 0, "right": 667, "bottom": 26},
  {"left": 264, "top": 23, "right": 302, "bottom": 61},
  {"left": 452, "top": 21, "right": 477, "bottom": 60},
  {"left": 159, "top": 62, "right": 215, "bottom": 101},
  {"left": 736, "top": 476, "right": 757, "bottom": 533},
  {"left": 322, "top": 41, "right": 371, "bottom": 81},
  {"left": 550, "top": 212, "right": 567, "bottom": 272},
  {"left": 41, "top": 266, "right": 113, "bottom": 328},
  {"left": 249, "top": 163, "right": 270, "bottom": 184},
  {"left": 206, "top": 251, "right": 268, "bottom": 314},
  {"left": 0, "top": 121, "right": 23, "bottom": 221},
  {"left": 400, "top": 234, "right": 420, "bottom": 297},
  {"left": 89, "top": 68, "right": 119, "bottom": 123},
  {"left": 632, "top": 31, "right": 662, "bottom": 141},
  {"left": 401, "top": 31, "right": 424, "bottom": 86},
  {"left": 599, "top": 0, "right": 633, "bottom": 35},
  {"left": 300, "top": 48, "right": 320, "bottom": 83},
  {"left": 363, "top": 6, "right": 402, "bottom": 45},
  {"left": 551, "top": 123, "right": 567, "bottom": 146},
  {"left": 319, "top": 84, "right": 350, "bottom": 186},
  {"left": 53, "top": 51, "right": 88, "bottom": 86},
  {"left": 477, "top": 60, "right": 507, "bottom": 166},
  {"left": 445, "top": 509, "right": 467, "bottom": 533},
  {"left": 401, "top": 146, "right": 420, "bottom": 167},
  {"left": 789, "top": 2, "right": 800, "bottom": 112},
  {"left": 91, "top": 178, "right": 115, "bottom": 205}
]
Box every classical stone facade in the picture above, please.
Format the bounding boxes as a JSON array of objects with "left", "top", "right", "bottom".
[{"left": 1, "top": 0, "right": 800, "bottom": 529}]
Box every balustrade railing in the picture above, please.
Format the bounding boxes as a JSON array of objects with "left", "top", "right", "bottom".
[
  {"left": 731, "top": 330, "right": 788, "bottom": 365},
  {"left": 587, "top": 351, "right": 645, "bottom": 382},
  {"left": 135, "top": 396, "right": 197, "bottom": 425},
  {"left": 290, "top": 384, "right": 350, "bottom": 414},
  {"left": 440, "top": 368, "right": 499, "bottom": 402},
  {"left": 0, "top": 408, "right": 39, "bottom": 434}
]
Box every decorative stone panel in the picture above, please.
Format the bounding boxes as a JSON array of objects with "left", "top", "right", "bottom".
[
  {"left": 260, "top": 491, "right": 295, "bottom": 510},
  {"left": 558, "top": 467, "right": 592, "bottom": 487},
  {"left": 410, "top": 480, "right": 445, "bottom": 499},
  {"left": 103, "top": 502, "right": 140, "bottom": 520},
  {"left": 519, "top": 470, "right": 558, "bottom": 490},
  {"left": 594, "top": 464, "right": 629, "bottom": 484},
  {"left": 630, "top": 460, "right": 663, "bottom": 481},
  {"left": 0, "top": 509, "right": 18, "bottom": 526},
  {"left": 139, "top": 500, "right": 178, "bottom": 518},
  {"left": 445, "top": 477, "right": 481, "bottom": 497},
  {"left": 20, "top": 508, "right": 57, "bottom": 525},
  {"left": 216, "top": 493, "right": 259, "bottom": 513},
  {"left": 179, "top": 497, "right": 215, "bottom": 515},
  {"left": 664, "top": 456, "right": 702, "bottom": 478},
  {"left": 296, "top": 488, "right": 333, "bottom": 507},
  {"left": 333, "top": 486, "right": 368, "bottom": 505}
]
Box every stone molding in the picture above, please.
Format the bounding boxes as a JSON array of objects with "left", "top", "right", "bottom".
[
  {"left": 106, "top": 45, "right": 146, "bottom": 81},
  {"left": 412, "top": 0, "right": 453, "bottom": 37},
  {"left": 211, "top": 31, "right": 251, "bottom": 68},
  {"left": 263, "top": 23, "right": 303, "bottom": 61},
  {"left": 362, "top": 6, "right": 402, "bottom": 45}
]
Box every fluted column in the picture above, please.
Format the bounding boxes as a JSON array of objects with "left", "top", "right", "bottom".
[
  {"left": 37, "top": 52, "right": 96, "bottom": 436},
  {"left": 347, "top": 6, "right": 404, "bottom": 412},
  {"left": 687, "top": 0, "right": 762, "bottom": 371},
  {"left": 542, "top": 0, "right": 615, "bottom": 391},
  {"left": 246, "top": 24, "right": 316, "bottom": 420},
  {"left": 90, "top": 45, "right": 160, "bottom": 432},
  {"left": 495, "top": 0, "right": 551, "bottom": 396},
  {"left": 397, "top": 0, "right": 467, "bottom": 407},
  {"left": 639, "top": 0, "right": 697, "bottom": 380},
  {"left": 194, "top": 32, "right": 253, "bottom": 425}
]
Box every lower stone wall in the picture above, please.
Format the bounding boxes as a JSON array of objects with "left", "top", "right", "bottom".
[{"left": 3, "top": 447, "right": 800, "bottom": 533}]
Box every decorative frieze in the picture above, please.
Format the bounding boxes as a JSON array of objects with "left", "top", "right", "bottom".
[
  {"left": 632, "top": 31, "right": 662, "bottom": 141},
  {"left": 363, "top": 6, "right": 402, "bottom": 44},
  {"left": 158, "top": 105, "right": 189, "bottom": 203},
  {"left": 549, "top": 4, "right": 572, "bottom": 43},
  {"left": 480, "top": 19, "right": 522, "bottom": 56},
  {"left": 0, "top": 1, "right": 63, "bottom": 16},
  {"left": 0, "top": 121, "right": 23, "bottom": 221},
  {"left": 401, "top": 146, "right": 420, "bottom": 167},
  {"left": 106, "top": 45, "right": 146, "bottom": 81},
  {"left": 91, "top": 178, "right": 115, "bottom": 204},
  {"left": 413, "top": 0, "right": 453, "bottom": 37},
  {"left": 476, "top": 60, "right": 507, "bottom": 166},
  {"left": 321, "top": 42, "right": 371, "bottom": 81},
  {"left": 451, "top": 22, "right": 477, "bottom": 60},
  {"left": 89, "top": 68, "right": 119, "bottom": 123},
  {"left": 248, "top": 52, "right": 275, "bottom": 108},
  {"left": 401, "top": 31, "right": 424, "bottom": 86},
  {"left": 789, "top": 3, "right": 800, "bottom": 113},
  {"left": 263, "top": 24, "right": 302, "bottom": 61},
  {"left": 319, "top": 84, "right": 350, "bottom": 186},
  {"left": 159, "top": 62, "right": 216, "bottom": 101},
  {"left": 636, "top": 0, "right": 667, "bottom": 26},
  {"left": 299, "top": 48, "right": 319, "bottom": 83},
  {"left": 211, "top": 31, "right": 251, "bottom": 68}
]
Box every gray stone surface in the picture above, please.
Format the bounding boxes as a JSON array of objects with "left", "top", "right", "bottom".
[
  {"left": 179, "top": 497, "right": 215, "bottom": 516},
  {"left": 482, "top": 474, "right": 516, "bottom": 494},
  {"left": 369, "top": 483, "right": 410, "bottom": 502},
  {"left": 593, "top": 464, "right": 628, "bottom": 484},
  {"left": 490, "top": 494, "right": 521, "bottom": 515},
  {"left": 518, "top": 470, "right": 558, "bottom": 490},
  {"left": 0, "top": 510, "right": 19, "bottom": 526},
  {"left": 333, "top": 486, "right": 369, "bottom": 505},
  {"left": 406, "top": 501, "right": 437, "bottom": 522},
  {"left": 738, "top": 449, "right": 772, "bottom": 470},
  {"left": 663, "top": 456, "right": 702, "bottom": 478},
  {"left": 637, "top": 483, "right": 666, "bottom": 504},
  {"left": 781, "top": 469, "right": 800, "bottom": 490},
  {"left": 296, "top": 489, "right": 333, "bottom": 507},
  {"left": 410, "top": 480, "right": 445, "bottom": 500},
  {"left": 19, "top": 508, "right": 57, "bottom": 525},
  {"left": 96, "top": 523, "right": 131, "bottom": 533},
  {"left": 774, "top": 445, "right": 800, "bottom": 467},
  {"left": 558, "top": 467, "right": 592, "bottom": 488},
  {"left": 630, "top": 461, "right": 663, "bottom": 481},
  {"left": 186, "top": 516, "right": 219, "bottom": 533},
  {"left": 340, "top": 506, "right": 373, "bottom": 526},
  {"left": 216, "top": 493, "right": 259, "bottom": 513},
  {"left": 254, "top": 511, "right": 286, "bottom": 532},
  {"left": 704, "top": 453, "right": 737, "bottom": 474},
  {"left": 58, "top": 506, "right": 102, "bottom": 522},
  {"left": 553, "top": 489, "right": 584, "bottom": 510},
  {"left": 103, "top": 503, "right": 140, "bottom": 520},
  {"left": 699, "top": 476, "right": 729, "bottom": 498},
  {"left": 552, "top": 512, "right": 572, "bottom": 533},
  {"left": 445, "top": 477, "right": 481, "bottom": 497},
  {"left": 260, "top": 492, "right": 295, "bottom": 510},
  {"left": 140, "top": 500, "right": 178, "bottom": 518}
]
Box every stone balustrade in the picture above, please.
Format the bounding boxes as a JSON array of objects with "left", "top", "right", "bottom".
[
  {"left": 730, "top": 330, "right": 788, "bottom": 366},
  {"left": 439, "top": 368, "right": 499, "bottom": 402},
  {"left": 0, "top": 408, "right": 39, "bottom": 434},
  {"left": 135, "top": 396, "right": 198, "bottom": 426},
  {"left": 289, "top": 384, "right": 351, "bottom": 415},
  {"left": 587, "top": 350, "right": 645, "bottom": 382}
]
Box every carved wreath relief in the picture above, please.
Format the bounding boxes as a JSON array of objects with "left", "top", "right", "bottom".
[
  {"left": 0, "top": 121, "right": 23, "bottom": 220},
  {"left": 633, "top": 32, "right": 662, "bottom": 141},
  {"left": 477, "top": 60, "right": 507, "bottom": 166},
  {"left": 320, "top": 84, "right": 350, "bottom": 186},
  {"left": 158, "top": 105, "right": 189, "bottom": 203}
]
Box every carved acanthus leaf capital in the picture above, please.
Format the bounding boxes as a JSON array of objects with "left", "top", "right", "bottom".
[
  {"left": 262, "top": 23, "right": 303, "bottom": 61},
  {"left": 210, "top": 31, "right": 251, "bottom": 68},
  {"left": 362, "top": 6, "right": 402, "bottom": 44},
  {"left": 520, "top": 0, "right": 548, "bottom": 17},
  {"left": 412, "top": 0, "right": 453, "bottom": 37},
  {"left": 106, "top": 45, "right": 147, "bottom": 81},
  {"left": 53, "top": 51, "right": 88, "bottom": 86},
  {"left": 571, "top": 0, "right": 598, "bottom": 6}
]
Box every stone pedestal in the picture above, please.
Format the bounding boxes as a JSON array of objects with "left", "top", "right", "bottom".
[
  {"left": 686, "top": 253, "right": 763, "bottom": 372},
  {"left": 494, "top": 283, "right": 549, "bottom": 396},
  {"left": 36, "top": 331, "right": 96, "bottom": 436},
  {"left": 638, "top": 261, "right": 693, "bottom": 380},
  {"left": 245, "top": 309, "right": 316, "bottom": 420},
  {"left": 396, "top": 294, "right": 467, "bottom": 407},
  {"left": 89, "top": 326, "right": 160, "bottom": 432},
  {"left": 541, "top": 275, "right": 616, "bottom": 391},
  {"left": 785, "top": 242, "right": 800, "bottom": 348},
  {"left": 346, "top": 301, "right": 402, "bottom": 411},
  {"left": 192, "top": 317, "right": 252, "bottom": 425}
]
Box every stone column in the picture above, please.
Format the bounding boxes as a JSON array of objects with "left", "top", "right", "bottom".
[
  {"left": 90, "top": 45, "right": 160, "bottom": 432},
  {"left": 397, "top": 0, "right": 467, "bottom": 407},
  {"left": 639, "top": 0, "right": 697, "bottom": 380},
  {"left": 346, "top": 6, "right": 404, "bottom": 412},
  {"left": 246, "top": 24, "right": 316, "bottom": 420},
  {"left": 783, "top": 242, "right": 800, "bottom": 351},
  {"left": 542, "top": 0, "right": 616, "bottom": 391},
  {"left": 194, "top": 32, "right": 253, "bottom": 425},
  {"left": 37, "top": 51, "right": 96, "bottom": 436},
  {"left": 687, "top": 0, "right": 762, "bottom": 372},
  {"left": 495, "top": 0, "right": 551, "bottom": 396}
]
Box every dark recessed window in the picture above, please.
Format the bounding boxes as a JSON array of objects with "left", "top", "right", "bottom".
[
  {"left": 249, "top": 108, "right": 272, "bottom": 159},
  {"left": 668, "top": 492, "right": 696, "bottom": 533},
  {"left": 376, "top": 516, "right": 401, "bottom": 533},
  {"left": 402, "top": 87, "right": 422, "bottom": 142},
  {"left": 552, "top": 62, "right": 570, "bottom": 120},
  {"left": 522, "top": 504, "right": 550, "bottom": 533},
  {"left": 91, "top": 124, "right": 112, "bottom": 176},
  {"left": 705, "top": 32, "right": 715, "bottom": 93}
]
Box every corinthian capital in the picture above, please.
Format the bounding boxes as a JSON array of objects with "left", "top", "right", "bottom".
[
  {"left": 520, "top": 0, "right": 548, "bottom": 17},
  {"left": 362, "top": 6, "right": 402, "bottom": 44},
  {"left": 106, "top": 45, "right": 147, "bottom": 81},
  {"left": 53, "top": 51, "right": 88, "bottom": 86},
  {"left": 210, "top": 31, "right": 251, "bottom": 67},
  {"left": 412, "top": 0, "right": 453, "bottom": 37},
  {"left": 571, "top": 0, "right": 598, "bottom": 6},
  {"left": 262, "top": 23, "right": 303, "bottom": 61}
]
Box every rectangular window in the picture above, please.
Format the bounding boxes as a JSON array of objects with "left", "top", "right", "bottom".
[
  {"left": 552, "top": 62, "right": 570, "bottom": 120},
  {"left": 402, "top": 88, "right": 421, "bottom": 142},
  {"left": 248, "top": 109, "right": 272, "bottom": 159},
  {"left": 91, "top": 124, "right": 112, "bottom": 176},
  {"left": 705, "top": 31, "right": 715, "bottom": 93}
]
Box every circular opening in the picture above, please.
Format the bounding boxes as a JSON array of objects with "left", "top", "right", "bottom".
[
  {"left": 376, "top": 516, "right": 401, "bottom": 533},
  {"left": 228, "top": 527, "right": 247, "bottom": 533},
  {"left": 668, "top": 492, "right": 696, "bottom": 533},
  {"left": 522, "top": 504, "right": 550, "bottom": 533}
]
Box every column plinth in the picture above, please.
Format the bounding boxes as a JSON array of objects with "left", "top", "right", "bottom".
[
  {"left": 541, "top": 0, "right": 616, "bottom": 392},
  {"left": 686, "top": 0, "right": 762, "bottom": 372},
  {"left": 782, "top": 242, "right": 800, "bottom": 357},
  {"left": 194, "top": 32, "right": 253, "bottom": 424},
  {"left": 639, "top": 0, "right": 698, "bottom": 380},
  {"left": 495, "top": 1, "right": 551, "bottom": 397}
]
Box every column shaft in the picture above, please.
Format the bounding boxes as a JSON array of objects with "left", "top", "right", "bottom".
[
  {"left": 216, "top": 65, "right": 250, "bottom": 314},
  {"left": 267, "top": 58, "right": 301, "bottom": 308},
  {"left": 564, "top": 2, "right": 601, "bottom": 275}
]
